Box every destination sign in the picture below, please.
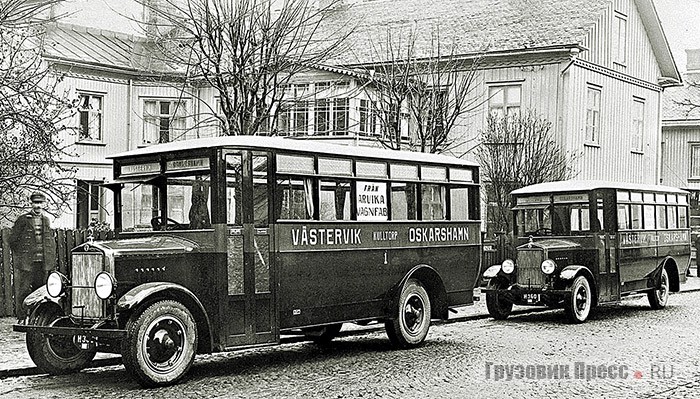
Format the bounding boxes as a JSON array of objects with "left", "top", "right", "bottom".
[
  {"left": 553, "top": 194, "right": 589, "bottom": 203},
  {"left": 120, "top": 162, "right": 160, "bottom": 176},
  {"left": 618, "top": 230, "right": 689, "bottom": 248},
  {"left": 517, "top": 196, "right": 550, "bottom": 206},
  {"left": 276, "top": 222, "right": 480, "bottom": 252},
  {"left": 166, "top": 158, "right": 210, "bottom": 172}
]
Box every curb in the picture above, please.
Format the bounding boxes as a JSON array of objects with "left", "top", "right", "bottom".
[{"left": 3, "top": 286, "right": 700, "bottom": 379}]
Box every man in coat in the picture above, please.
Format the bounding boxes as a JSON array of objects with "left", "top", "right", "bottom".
[{"left": 9, "top": 192, "right": 57, "bottom": 322}]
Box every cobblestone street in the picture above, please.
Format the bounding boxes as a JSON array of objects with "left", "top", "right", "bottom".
[{"left": 2, "top": 287, "right": 700, "bottom": 398}]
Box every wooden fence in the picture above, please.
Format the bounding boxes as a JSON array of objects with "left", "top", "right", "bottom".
[{"left": 0, "top": 228, "right": 114, "bottom": 317}]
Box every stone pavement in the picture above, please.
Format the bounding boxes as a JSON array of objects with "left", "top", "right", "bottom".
[{"left": 2, "top": 272, "right": 700, "bottom": 378}]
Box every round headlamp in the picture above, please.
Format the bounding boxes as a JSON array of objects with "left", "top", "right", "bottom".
[
  {"left": 541, "top": 259, "right": 557, "bottom": 275},
  {"left": 501, "top": 259, "right": 515, "bottom": 274},
  {"left": 46, "top": 271, "right": 67, "bottom": 298},
  {"left": 94, "top": 272, "right": 115, "bottom": 300}
]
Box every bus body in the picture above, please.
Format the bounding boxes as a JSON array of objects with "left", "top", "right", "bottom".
[
  {"left": 14, "top": 136, "right": 482, "bottom": 387},
  {"left": 482, "top": 180, "right": 691, "bottom": 323}
]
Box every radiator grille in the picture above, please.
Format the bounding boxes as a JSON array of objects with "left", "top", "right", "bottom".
[
  {"left": 71, "top": 253, "right": 104, "bottom": 318},
  {"left": 516, "top": 250, "right": 546, "bottom": 287}
]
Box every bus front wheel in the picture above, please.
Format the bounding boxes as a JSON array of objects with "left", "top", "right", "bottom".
[
  {"left": 121, "top": 300, "right": 198, "bottom": 387},
  {"left": 485, "top": 280, "right": 513, "bottom": 320},
  {"left": 564, "top": 276, "right": 592, "bottom": 323},
  {"left": 385, "top": 279, "right": 431, "bottom": 349}
]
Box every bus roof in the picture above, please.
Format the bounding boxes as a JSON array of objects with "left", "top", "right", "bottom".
[
  {"left": 108, "top": 136, "right": 478, "bottom": 167},
  {"left": 511, "top": 180, "right": 688, "bottom": 196}
]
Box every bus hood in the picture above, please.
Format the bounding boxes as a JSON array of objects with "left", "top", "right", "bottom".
[
  {"left": 75, "top": 235, "right": 199, "bottom": 257},
  {"left": 517, "top": 238, "right": 581, "bottom": 251}
]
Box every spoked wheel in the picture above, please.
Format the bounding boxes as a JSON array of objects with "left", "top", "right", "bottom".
[
  {"left": 121, "top": 300, "right": 197, "bottom": 387},
  {"left": 386, "top": 279, "right": 431, "bottom": 349},
  {"left": 648, "top": 267, "right": 669, "bottom": 309},
  {"left": 485, "top": 280, "right": 513, "bottom": 320},
  {"left": 303, "top": 323, "right": 343, "bottom": 344},
  {"left": 564, "top": 276, "right": 592, "bottom": 323},
  {"left": 26, "top": 303, "right": 96, "bottom": 374}
]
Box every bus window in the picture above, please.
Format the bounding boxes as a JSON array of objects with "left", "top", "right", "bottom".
[
  {"left": 570, "top": 205, "right": 590, "bottom": 232},
  {"left": 518, "top": 207, "right": 552, "bottom": 235},
  {"left": 422, "top": 184, "right": 446, "bottom": 220},
  {"left": 680, "top": 207, "right": 688, "bottom": 227},
  {"left": 643, "top": 205, "right": 656, "bottom": 230},
  {"left": 121, "top": 183, "right": 157, "bottom": 231},
  {"left": 253, "top": 155, "right": 269, "bottom": 226},
  {"left": 277, "top": 178, "right": 314, "bottom": 220},
  {"left": 657, "top": 205, "right": 667, "bottom": 228},
  {"left": 319, "top": 180, "right": 351, "bottom": 221},
  {"left": 667, "top": 206, "right": 678, "bottom": 228},
  {"left": 631, "top": 204, "right": 642, "bottom": 229},
  {"left": 167, "top": 175, "right": 211, "bottom": 229},
  {"left": 450, "top": 187, "right": 469, "bottom": 220},
  {"left": 226, "top": 154, "right": 243, "bottom": 225},
  {"left": 617, "top": 204, "right": 630, "bottom": 230},
  {"left": 391, "top": 182, "right": 418, "bottom": 220}
]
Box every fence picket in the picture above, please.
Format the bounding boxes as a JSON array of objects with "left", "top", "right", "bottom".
[{"left": 1, "top": 230, "right": 13, "bottom": 317}]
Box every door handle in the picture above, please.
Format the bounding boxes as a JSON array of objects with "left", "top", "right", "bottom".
[{"left": 384, "top": 250, "right": 388, "bottom": 265}]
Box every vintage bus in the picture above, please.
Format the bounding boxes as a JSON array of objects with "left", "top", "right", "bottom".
[
  {"left": 482, "top": 180, "right": 691, "bottom": 323},
  {"left": 14, "top": 136, "right": 482, "bottom": 387}
]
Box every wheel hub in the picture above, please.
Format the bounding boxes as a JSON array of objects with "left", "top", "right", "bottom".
[{"left": 145, "top": 317, "right": 185, "bottom": 371}]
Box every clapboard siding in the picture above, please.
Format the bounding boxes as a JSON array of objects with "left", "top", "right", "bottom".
[
  {"left": 661, "top": 126, "right": 700, "bottom": 188},
  {"left": 564, "top": 63, "right": 660, "bottom": 183},
  {"left": 579, "top": 0, "right": 662, "bottom": 83}
]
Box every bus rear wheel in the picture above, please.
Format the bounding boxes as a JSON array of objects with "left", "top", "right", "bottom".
[
  {"left": 121, "top": 300, "right": 198, "bottom": 387},
  {"left": 26, "top": 303, "right": 96, "bottom": 375},
  {"left": 386, "top": 279, "right": 431, "bottom": 349},
  {"left": 648, "top": 267, "right": 669, "bottom": 309}
]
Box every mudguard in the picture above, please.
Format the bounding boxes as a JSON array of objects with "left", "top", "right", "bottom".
[
  {"left": 23, "top": 285, "right": 60, "bottom": 309},
  {"left": 559, "top": 265, "right": 594, "bottom": 282},
  {"left": 117, "top": 282, "right": 204, "bottom": 311},
  {"left": 388, "top": 265, "right": 448, "bottom": 320},
  {"left": 482, "top": 265, "right": 501, "bottom": 279}
]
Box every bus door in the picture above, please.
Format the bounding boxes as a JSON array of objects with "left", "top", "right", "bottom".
[
  {"left": 224, "top": 151, "right": 277, "bottom": 347},
  {"left": 596, "top": 194, "right": 620, "bottom": 302}
]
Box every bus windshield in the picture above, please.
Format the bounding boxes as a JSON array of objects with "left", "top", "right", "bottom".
[
  {"left": 120, "top": 173, "right": 212, "bottom": 232},
  {"left": 515, "top": 202, "right": 602, "bottom": 236}
]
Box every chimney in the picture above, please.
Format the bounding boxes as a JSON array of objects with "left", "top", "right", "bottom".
[{"left": 687, "top": 49, "right": 700, "bottom": 73}]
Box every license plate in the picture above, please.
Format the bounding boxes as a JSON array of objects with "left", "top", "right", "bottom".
[
  {"left": 523, "top": 293, "right": 540, "bottom": 303},
  {"left": 74, "top": 335, "right": 94, "bottom": 350}
]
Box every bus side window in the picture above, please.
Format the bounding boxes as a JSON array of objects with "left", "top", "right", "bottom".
[
  {"left": 391, "top": 182, "right": 418, "bottom": 220},
  {"left": 422, "top": 184, "right": 446, "bottom": 221},
  {"left": 319, "top": 180, "right": 351, "bottom": 221},
  {"left": 276, "top": 177, "right": 314, "bottom": 220},
  {"left": 667, "top": 206, "right": 678, "bottom": 229},
  {"left": 617, "top": 204, "right": 630, "bottom": 230},
  {"left": 631, "top": 204, "right": 642, "bottom": 229},
  {"left": 226, "top": 154, "right": 243, "bottom": 225},
  {"left": 449, "top": 187, "right": 469, "bottom": 220}
]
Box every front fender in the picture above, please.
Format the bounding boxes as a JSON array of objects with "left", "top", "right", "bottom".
[
  {"left": 559, "top": 265, "right": 594, "bottom": 281},
  {"left": 23, "top": 285, "right": 60, "bottom": 309},
  {"left": 117, "top": 282, "right": 203, "bottom": 311},
  {"left": 482, "top": 265, "right": 501, "bottom": 279}
]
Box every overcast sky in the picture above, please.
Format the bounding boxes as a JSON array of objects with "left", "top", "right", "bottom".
[{"left": 653, "top": 0, "right": 700, "bottom": 72}]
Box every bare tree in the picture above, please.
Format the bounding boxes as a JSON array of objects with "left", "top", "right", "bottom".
[
  {"left": 0, "top": 0, "right": 77, "bottom": 227},
  {"left": 476, "top": 111, "right": 574, "bottom": 235},
  {"left": 137, "top": 0, "right": 351, "bottom": 137},
  {"left": 360, "top": 27, "right": 483, "bottom": 153}
]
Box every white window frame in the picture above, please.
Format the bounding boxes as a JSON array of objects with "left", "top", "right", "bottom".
[
  {"left": 488, "top": 84, "right": 522, "bottom": 118},
  {"left": 613, "top": 12, "right": 628, "bottom": 66},
  {"left": 78, "top": 93, "right": 103, "bottom": 142},
  {"left": 690, "top": 144, "right": 700, "bottom": 179},
  {"left": 585, "top": 86, "right": 602, "bottom": 145},
  {"left": 143, "top": 99, "right": 189, "bottom": 144},
  {"left": 632, "top": 97, "right": 645, "bottom": 153}
]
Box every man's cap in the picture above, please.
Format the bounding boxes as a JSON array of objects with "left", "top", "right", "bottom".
[{"left": 30, "top": 192, "right": 46, "bottom": 203}]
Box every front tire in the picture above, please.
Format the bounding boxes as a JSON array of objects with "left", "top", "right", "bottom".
[
  {"left": 564, "top": 276, "right": 592, "bottom": 323},
  {"left": 26, "top": 303, "right": 96, "bottom": 374},
  {"left": 485, "top": 280, "right": 513, "bottom": 320},
  {"left": 648, "top": 267, "right": 669, "bottom": 309},
  {"left": 385, "top": 279, "right": 431, "bottom": 349},
  {"left": 121, "top": 300, "right": 198, "bottom": 387}
]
